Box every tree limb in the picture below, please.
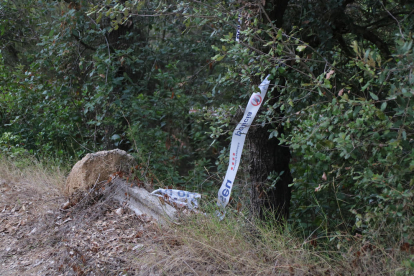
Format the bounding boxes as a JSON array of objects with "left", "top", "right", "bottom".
[
  {"left": 352, "top": 24, "right": 392, "bottom": 58},
  {"left": 363, "top": 11, "right": 413, "bottom": 28},
  {"left": 71, "top": 34, "right": 97, "bottom": 51}
]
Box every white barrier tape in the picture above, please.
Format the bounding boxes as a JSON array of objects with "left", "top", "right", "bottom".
[
  {"left": 236, "top": 12, "right": 241, "bottom": 43},
  {"left": 217, "top": 75, "right": 271, "bottom": 211},
  {"left": 151, "top": 189, "right": 201, "bottom": 209}
]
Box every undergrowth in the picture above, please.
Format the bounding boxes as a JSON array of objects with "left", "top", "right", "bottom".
[
  {"left": 1, "top": 156, "right": 413, "bottom": 275},
  {"left": 0, "top": 155, "right": 67, "bottom": 194},
  {"left": 136, "top": 205, "right": 412, "bottom": 275}
]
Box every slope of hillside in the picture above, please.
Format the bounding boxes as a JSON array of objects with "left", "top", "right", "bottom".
[{"left": 0, "top": 157, "right": 409, "bottom": 275}]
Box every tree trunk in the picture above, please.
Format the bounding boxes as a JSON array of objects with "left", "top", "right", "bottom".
[
  {"left": 248, "top": 0, "right": 293, "bottom": 221},
  {"left": 249, "top": 112, "right": 292, "bottom": 221}
]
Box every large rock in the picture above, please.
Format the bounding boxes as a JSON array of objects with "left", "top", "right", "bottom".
[
  {"left": 65, "top": 149, "right": 135, "bottom": 195},
  {"left": 110, "top": 178, "right": 177, "bottom": 224}
]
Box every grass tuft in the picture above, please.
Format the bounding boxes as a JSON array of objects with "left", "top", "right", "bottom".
[
  {"left": 136, "top": 205, "right": 410, "bottom": 275},
  {"left": 0, "top": 155, "right": 67, "bottom": 194}
]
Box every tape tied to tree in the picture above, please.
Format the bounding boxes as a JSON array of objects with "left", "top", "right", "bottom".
[
  {"left": 216, "top": 75, "right": 271, "bottom": 217},
  {"left": 236, "top": 12, "right": 241, "bottom": 42}
]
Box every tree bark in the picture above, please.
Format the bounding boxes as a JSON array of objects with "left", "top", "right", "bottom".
[
  {"left": 248, "top": 104, "right": 292, "bottom": 221},
  {"left": 248, "top": 0, "right": 293, "bottom": 221}
]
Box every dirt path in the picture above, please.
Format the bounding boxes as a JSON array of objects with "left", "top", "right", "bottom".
[{"left": 0, "top": 178, "right": 179, "bottom": 276}]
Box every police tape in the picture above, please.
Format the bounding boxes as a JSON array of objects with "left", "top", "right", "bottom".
[
  {"left": 217, "top": 75, "right": 271, "bottom": 213},
  {"left": 151, "top": 189, "right": 201, "bottom": 209},
  {"left": 236, "top": 12, "right": 241, "bottom": 43}
]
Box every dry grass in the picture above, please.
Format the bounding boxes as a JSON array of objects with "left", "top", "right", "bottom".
[
  {"left": 0, "top": 155, "right": 67, "bottom": 194},
  {"left": 139, "top": 214, "right": 316, "bottom": 275},
  {"left": 0, "top": 156, "right": 411, "bottom": 275},
  {"left": 0, "top": 156, "right": 68, "bottom": 218},
  {"left": 0, "top": 156, "right": 69, "bottom": 275},
  {"left": 135, "top": 207, "right": 410, "bottom": 275}
]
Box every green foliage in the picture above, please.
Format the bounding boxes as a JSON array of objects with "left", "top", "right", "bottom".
[
  {"left": 198, "top": 0, "right": 414, "bottom": 242},
  {"left": 286, "top": 38, "right": 414, "bottom": 241},
  {"left": 1, "top": 0, "right": 414, "bottom": 252},
  {"left": 0, "top": 0, "right": 227, "bottom": 190},
  {"left": 0, "top": 132, "right": 26, "bottom": 157}
]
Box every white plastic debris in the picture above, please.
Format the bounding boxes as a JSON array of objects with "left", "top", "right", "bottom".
[
  {"left": 217, "top": 75, "right": 270, "bottom": 209},
  {"left": 151, "top": 189, "right": 201, "bottom": 209}
]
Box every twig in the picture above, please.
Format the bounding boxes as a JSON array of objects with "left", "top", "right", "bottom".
[
  {"left": 184, "top": 260, "right": 199, "bottom": 276},
  {"left": 71, "top": 137, "right": 93, "bottom": 153},
  {"left": 43, "top": 196, "right": 67, "bottom": 203},
  {"left": 143, "top": 152, "right": 151, "bottom": 181},
  {"left": 380, "top": 3, "right": 405, "bottom": 39}
]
